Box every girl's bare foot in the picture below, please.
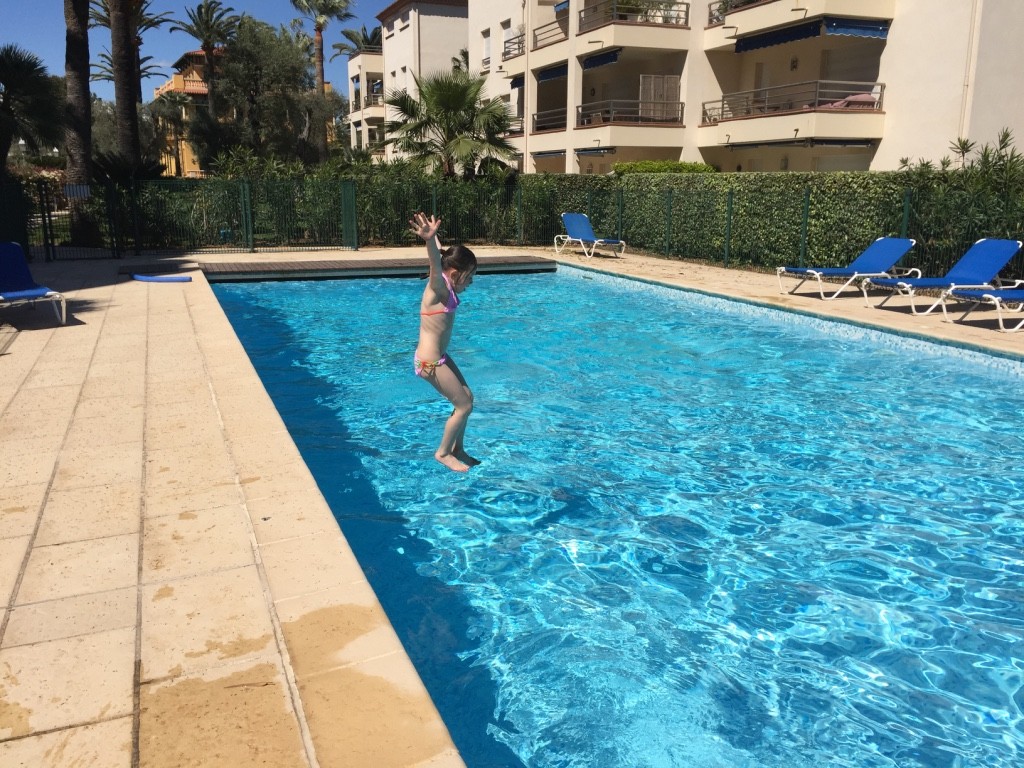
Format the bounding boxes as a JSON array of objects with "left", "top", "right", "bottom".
[
  {"left": 435, "top": 452, "right": 470, "bottom": 472},
  {"left": 454, "top": 449, "right": 481, "bottom": 466}
]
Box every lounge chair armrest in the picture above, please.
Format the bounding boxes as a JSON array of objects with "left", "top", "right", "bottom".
[
  {"left": 994, "top": 278, "right": 1024, "bottom": 288},
  {"left": 891, "top": 267, "right": 921, "bottom": 278}
]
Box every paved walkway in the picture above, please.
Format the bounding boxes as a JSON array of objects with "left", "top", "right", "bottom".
[{"left": 0, "top": 245, "right": 1020, "bottom": 767}]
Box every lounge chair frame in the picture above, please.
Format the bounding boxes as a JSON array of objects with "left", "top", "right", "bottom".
[
  {"left": 861, "top": 238, "right": 1024, "bottom": 316},
  {"left": 554, "top": 212, "right": 626, "bottom": 259},
  {"left": 939, "top": 280, "right": 1024, "bottom": 332},
  {"left": 0, "top": 242, "right": 66, "bottom": 325},
  {"left": 776, "top": 236, "right": 917, "bottom": 300}
]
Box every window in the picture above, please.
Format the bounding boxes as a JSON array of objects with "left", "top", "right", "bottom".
[{"left": 482, "top": 29, "right": 491, "bottom": 70}]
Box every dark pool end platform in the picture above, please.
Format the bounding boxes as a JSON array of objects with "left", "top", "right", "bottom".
[{"left": 200, "top": 255, "right": 556, "bottom": 282}]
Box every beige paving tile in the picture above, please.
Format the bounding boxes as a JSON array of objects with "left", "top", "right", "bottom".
[
  {"left": 144, "top": 409, "right": 224, "bottom": 451},
  {"left": 73, "top": 394, "right": 144, "bottom": 422},
  {"left": 297, "top": 653, "right": 456, "bottom": 768},
  {"left": 259, "top": 530, "right": 368, "bottom": 601},
  {"left": 144, "top": 444, "right": 236, "bottom": 498},
  {"left": 0, "top": 714, "right": 133, "bottom": 767},
  {"left": 0, "top": 483, "right": 46, "bottom": 539},
  {"left": 0, "top": 437, "right": 60, "bottom": 488},
  {"left": 5, "top": 383, "right": 80, "bottom": 414},
  {"left": 0, "top": 627, "right": 134, "bottom": 738},
  {"left": 35, "top": 481, "right": 141, "bottom": 546},
  {"left": 143, "top": 483, "right": 243, "bottom": 519},
  {"left": 0, "top": 536, "right": 30, "bottom": 607},
  {"left": 138, "top": 660, "right": 306, "bottom": 768},
  {"left": 63, "top": 410, "right": 144, "bottom": 451},
  {"left": 278, "top": 584, "right": 406, "bottom": 680},
  {"left": 18, "top": 534, "right": 138, "bottom": 604},
  {"left": 0, "top": 406, "right": 71, "bottom": 441},
  {"left": 238, "top": 459, "right": 321, "bottom": 503},
  {"left": 52, "top": 441, "right": 143, "bottom": 490},
  {"left": 3, "top": 588, "right": 136, "bottom": 648},
  {"left": 247, "top": 493, "right": 341, "bottom": 545},
  {"left": 140, "top": 566, "right": 275, "bottom": 681},
  {"left": 142, "top": 504, "right": 253, "bottom": 582}
]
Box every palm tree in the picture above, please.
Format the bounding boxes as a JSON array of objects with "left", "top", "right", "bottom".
[
  {"left": 89, "top": 0, "right": 173, "bottom": 102},
  {"left": 0, "top": 45, "right": 64, "bottom": 182},
  {"left": 65, "top": 0, "right": 92, "bottom": 185},
  {"left": 169, "top": 0, "right": 240, "bottom": 117},
  {"left": 108, "top": 0, "right": 141, "bottom": 166},
  {"left": 92, "top": 49, "right": 161, "bottom": 83},
  {"left": 290, "top": 0, "right": 353, "bottom": 94},
  {"left": 384, "top": 69, "right": 515, "bottom": 178},
  {"left": 451, "top": 48, "right": 469, "bottom": 72},
  {"left": 329, "top": 24, "right": 381, "bottom": 61}
]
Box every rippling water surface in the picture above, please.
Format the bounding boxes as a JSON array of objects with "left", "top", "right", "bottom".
[{"left": 215, "top": 269, "right": 1024, "bottom": 768}]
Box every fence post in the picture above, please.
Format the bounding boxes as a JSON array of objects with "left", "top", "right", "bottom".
[
  {"left": 105, "top": 182, "right": 121, "bottom": 259},
  {"left": 799, "top": 185, "right": 810, "bottom": 268},
  {"left": 724, "top": 188, "right": 734, "bottom": 268},
  {"left": 664, "top": 188, "right": 673, "bottom": 257},
  {"left": 129, "top": 181, "right": 142, "bottom": 256},
  {"left": 586, "top": 190, "right": 593, "bottom": 220},
  {"left": 516, "top": 183, "right": 524, "bottom": 246},
  {"left": 240, "top": 180, "right": 255, "bottom": 252},
  {"left": 36, "top": 181, "right": 55, "bottom": 262},
  {"left": 616, "top": 188, "right": 623, "bottom": 240},
  {"left": 341, "top": 180, "right": 358, "bottom": 250},
  {"left": 431, "top": 187, "right": 437, "bottom": 217},
  {"left": 900, "top": 187, "right": 911, "bottom": 238}
]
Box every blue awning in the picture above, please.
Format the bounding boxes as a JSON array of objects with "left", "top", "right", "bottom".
[
  {"left": 734, "top": 20, "right": 821, "bottom": 52},
  {"left": 583, "top": 48, "right": 621, "bottom": 70},
  {"left": 510, "top": 74, "right": 524, "bottom": 89},
  {"left": 531, "top": 149, "right": 566, "bottom": 157},
  {"left": 537, "top": 63, "right": 568, "bottom": 82},
  {"left": 824, "top": 17, "right": 889, "bottom": 38},
  {"left": 575, "top": 147, "right": 617, "bottom": 156},
  {"left": 554, "top": 1, "right": 569, "bottom": 12}
]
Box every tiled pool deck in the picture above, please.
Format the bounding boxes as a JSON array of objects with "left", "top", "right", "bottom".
[{"left": 1, "top": 246, "right": 1020, "bottom": 766}]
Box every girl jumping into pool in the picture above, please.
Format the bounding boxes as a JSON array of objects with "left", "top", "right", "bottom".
[{"left": 409, "top": 211, "right": 479, "bottom": 472}]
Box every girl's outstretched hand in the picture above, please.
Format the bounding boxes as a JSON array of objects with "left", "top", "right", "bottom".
[{"left": 409, "top": 212, "right": 441, "bottom": 242}]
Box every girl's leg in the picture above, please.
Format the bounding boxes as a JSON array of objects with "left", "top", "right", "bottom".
[
  {"left": 443, "top": 356, "right": 480, "bottom": 466},
  {"left": 423, "top": 358, "right": 474, "bottom": 471}
]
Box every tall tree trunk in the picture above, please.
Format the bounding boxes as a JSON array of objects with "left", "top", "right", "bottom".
[
  {"left": 203, "top": 47, "right": 218, "bottom": 117},
  {"left": 110, "top": 0, "right": 141, "bottom": 169},
  {"left": 64, "top": 0, "right": 92, "bottom": 185},
  {"left": 314, "top": 26, "right": 325, "bottom": 94}
]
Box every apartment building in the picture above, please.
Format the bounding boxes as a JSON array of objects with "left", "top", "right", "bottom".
[
  {"left": 349, "top": 0, "right": 471, "bottom": 161},
  {"left": 353, "top": 0, "right": 1024, "bottom": 175}
]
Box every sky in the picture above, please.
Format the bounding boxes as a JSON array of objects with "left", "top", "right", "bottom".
[{"left": 1, "top": 0, "right": 392, "bottom": 102}]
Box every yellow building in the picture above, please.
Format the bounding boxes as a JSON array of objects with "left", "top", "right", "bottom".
[{"left": 152, "top": 50, "right": 210, "bottom": 178}]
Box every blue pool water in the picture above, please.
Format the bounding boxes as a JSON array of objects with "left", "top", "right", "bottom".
[{"left": 214, "top": 268, "right": 1024, "bottom": 768}]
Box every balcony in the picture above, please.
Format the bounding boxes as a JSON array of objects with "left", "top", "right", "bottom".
[
  {"left": 534, "top": 107, "right": 568, "bottom": 132},
  {"left": 576, "top": 99, "right": 684, "bottom": 126},
  {"left": 534, "top": 17, "right": 569, "bottom": 49},
  {"left": 503, "top": 34, "right": 525, "bottom": 60},
  {"left": 701, "top": 80, "right": 883, "bottom": 123},
  {"left": 580, "top": 0, "right": 691, "bottom": 33}
]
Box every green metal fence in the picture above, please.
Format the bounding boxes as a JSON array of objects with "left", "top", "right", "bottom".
[{"left": 4, "top": 175, "right": 1023, "bottom": 282}]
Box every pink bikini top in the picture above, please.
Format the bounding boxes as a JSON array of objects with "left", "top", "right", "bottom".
[{"left": 420, "top": 272, "right": 460, "bottom": 316}]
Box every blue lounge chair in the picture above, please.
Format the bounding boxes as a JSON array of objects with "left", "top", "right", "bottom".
[
  {"left": 0, "top": 242, "right": 66, "bottom": 325},
  {"left": 776, "top": 236, "right": 917, "bottom": 300},
  {"left": 940, "top": 281, "right": 1024, "bottom": 332},
  {"left": 554, "top": 212, "right": 626, "bottom": 258},
  {"left": 861, "top": 238, "right": 1023, "bottom": 315}
]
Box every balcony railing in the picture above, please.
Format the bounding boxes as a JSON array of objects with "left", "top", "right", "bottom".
[
  {"left": 506, "top": 116, "right": 525, "bottom": 135},
  {"left": 707, "top": 0, "right": 772, "bottom": 25},
  {"left": 701, "top": 80, "right": 884, "bottom": 122},
  {"left": 348, "top": 45, "right": 383, "bottom": 57},
  {"left": 580, "top": 0, "right": 691, "bottom": 33},
  {"left": 354, "top": 93, "right": 383, "bottom": 111},
  {"left": 533, "top": 107, "right": 568, "bottom": 132},
  {"left": 576, "top": 99, "right": 685, "bottom": 126},
  {"left": 533, "top": 18, "right": 569, "bottom": 49},
  {"left": 503, "top": 34, "right": 525, "bottom": 60}
]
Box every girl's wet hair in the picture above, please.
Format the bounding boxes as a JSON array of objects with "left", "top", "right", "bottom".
[{"left": 442, "top": 244, "right": 477, "bottom": 273}]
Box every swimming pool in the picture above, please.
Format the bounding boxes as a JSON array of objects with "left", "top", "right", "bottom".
[{"left": 214, "top": 268, "right": 1024, "bottom": 768}]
